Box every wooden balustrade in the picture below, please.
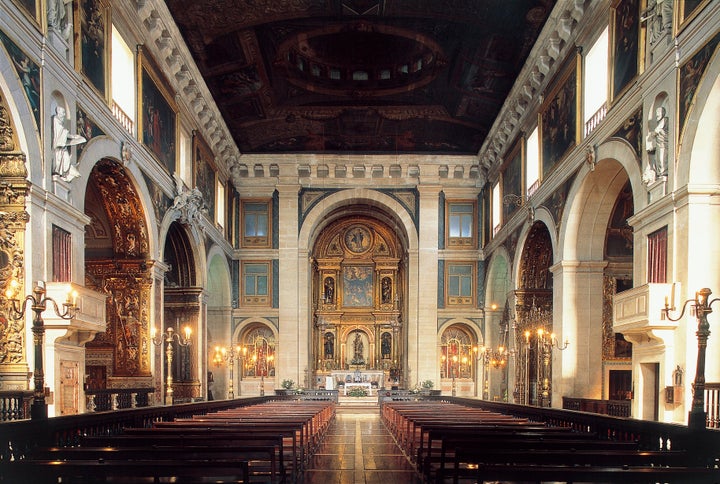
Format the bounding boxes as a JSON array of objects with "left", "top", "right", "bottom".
[
  {"left": 563, "top": 397, "right": 631, "bottom": 418},
  {"left": 85, "top": 387, "right": 155, "bottom": 412},
  {"left": 0, "top": 391, "right": 32, "bottom": 422},
  {"left": 706, "top": 383, "right": 720, "bottom": 429}
]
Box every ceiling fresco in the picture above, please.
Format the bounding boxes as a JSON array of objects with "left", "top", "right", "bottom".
[{"left": 165, "top": 0, "right": 556, "bottom": 154}]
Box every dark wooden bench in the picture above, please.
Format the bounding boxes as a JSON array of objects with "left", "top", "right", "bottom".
[{"left": 0, "top": 457, "right": 251, "bottom": 483}]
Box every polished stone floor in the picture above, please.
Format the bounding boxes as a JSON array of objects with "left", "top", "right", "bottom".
[{"left": 303, "top": 406, "right": 422, "bottom": 484}]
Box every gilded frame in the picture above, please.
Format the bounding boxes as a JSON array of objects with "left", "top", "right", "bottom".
[
  {"left": 538, "top": 52, "right": 581, "bottom": 178},
  {"left": 676, "top": 30, "right": 720, "bottom": 148},
  {"left": 675, "top": 0, "right": 711, "bottom": 34},
  {"left": 342, "top": 265, "right": 374, "bottom": 308},
  {"left": 73, "top": 0, "right": 110, "bottom": 101},
  {"left": 193, "top": 132, "right": 216, "bottom": 223},
  {"left": 138, "top": 46, "right": 177, "bottom": 174},
  {"left": 10, "top": 0, "right": 40, "bottom": 27},
  {"left": 609, "top": 0, "right": 644, "bottom": 104},
  {"left": 501, "top": 135, "right": 524, "bottom": 223}
]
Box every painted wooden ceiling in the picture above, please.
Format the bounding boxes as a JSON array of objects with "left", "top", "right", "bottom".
[{"left": 165, "top": 0, "right": 555, "bottom": 154}]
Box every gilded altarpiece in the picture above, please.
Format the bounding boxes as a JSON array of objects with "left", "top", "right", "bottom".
[
  {"left": 85, "top": 261, "right": 154, "bottom": 381},
  {"left": 514, "top": 222, "right": 554, "bottom": 406},
  {"left": 313, "top": 219, "right": 404, "bottom": 389},
  {"left": 0, "top": 90, "right": 31, "bottom": 390}
]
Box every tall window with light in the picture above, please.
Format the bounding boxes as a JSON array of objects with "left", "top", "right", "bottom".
[
  {"left": 447, "top": 263, "right": 474, "bottom": 306},
  {"left": 242, "top": 262, "right": 270, "bottom": 306},
  {"left": 241, "top": 200, "right": 270, "bottom": 248},
  {"left": 447, "top": 201, "right": 476, "bottom": 248}
]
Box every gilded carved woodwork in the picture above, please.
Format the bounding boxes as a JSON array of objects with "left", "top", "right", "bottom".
[
  {"left": 313, "top": 218, "right": 403, "bottom": 372},
  {"left": 89, "top": 160, "right": 149, "bottom": 258},
  {"left": 85, "top": 260, "right": 154, "bottom": 377},
  {"left": 0, "top": 91, "right": 30, "bottom": 367}
]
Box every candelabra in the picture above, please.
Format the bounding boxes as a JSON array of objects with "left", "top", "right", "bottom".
[
  {"left": 662, "top": 288, "right": 719, "bottom": 429},
  {"left": 534, "top": 328, "right": 569, "bottom": 407},
  {"left": 151, "top": 324, "right": 191, "bottom": 404},
  {"left": 473, "top": 345, "right": 506, "bottom": 399},
  {"left": 5, "top": 280, "right": 77, "bottom": 419},
  {"left": 212, "top": 345, "right": 246, "bottom": 398}
]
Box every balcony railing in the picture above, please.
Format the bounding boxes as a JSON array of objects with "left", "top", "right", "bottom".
[
  {"left": 112, "top": 101, "right": 134, "bottom": 135},
  {"left": 706, "top": 383, "right": 720, "bottom": 429},
  {"left": 584, "top": 102, "right": 607, "bottom": 137}
]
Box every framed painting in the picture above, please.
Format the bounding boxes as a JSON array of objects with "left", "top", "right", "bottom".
[
  {"left": 539, "top": 54, "right": 579, "bottom": 177},
  {"left": 193, "top": 132, "right": 216, "bottom": 222},
  {"left": 676, "top": 0, "right": 710, "bottom": 33},
  {"left": 10, "top": 0, "right": 40, "bottom": 25},
  {"left": 138, "top": 47, "right": 177, "bottom": 174},
  {"left": 0, "top": 29, "right": 41, "bottom": 127},
  {"left": 342, "top": 266, "right": 373, "bottom": 308},
  {"left": 76, "top": 104, "right": 105, "bottom": 158},
  {"left": 610, "top": 0, "right": 642, "bottom": 103},
  {"left": 677, "top": 31, "right": 720, "bottom": 144},
  {"left": 73, "top": 0, "right": 109, "bottom": 99},
  {"left": 501, "top": 137, "right": 523, "bottom": 223}
]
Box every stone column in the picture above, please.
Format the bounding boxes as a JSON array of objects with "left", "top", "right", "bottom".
[
  {"left": 413, "top": 185, "right": 442, "bottom": 386},
  {"left": 276, "top": 184, "right": 303, "bottom": 387}
]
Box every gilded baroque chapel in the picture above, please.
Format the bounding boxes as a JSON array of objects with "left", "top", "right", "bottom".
[{"left": 0, "top": 0, "right": 719, "bottom": 428}]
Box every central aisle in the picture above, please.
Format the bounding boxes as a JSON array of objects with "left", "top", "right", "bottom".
[{"left": 303, "top": 406, "right": 422, "bottom": 484}]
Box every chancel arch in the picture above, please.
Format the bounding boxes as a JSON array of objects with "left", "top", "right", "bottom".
[{"left": 311, "top": 214, "right": 404, "bottom": 392}]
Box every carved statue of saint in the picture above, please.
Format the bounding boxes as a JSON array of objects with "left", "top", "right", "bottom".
[{"left": 52, "top": 106, "right": 86, "bottom": 181}]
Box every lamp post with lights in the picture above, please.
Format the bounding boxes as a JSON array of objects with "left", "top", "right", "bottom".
[
  {"left": 213, "top": 345, "right": 245, "bottom": 398},
  {"left": 151, "top": 324, "right": 192, "bottom": 405},
  {"left": 662, "top": 288, "right": 719, "bottom": 429},
  {"left": 5, "top": 280, "right": 77, "bottom": 419}
]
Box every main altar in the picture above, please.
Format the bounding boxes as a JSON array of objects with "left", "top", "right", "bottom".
[{"left": 310, "top": 220, "right": 405, "bottom": 390}]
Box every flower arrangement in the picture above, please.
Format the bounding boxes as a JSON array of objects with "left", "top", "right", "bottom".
[
  {"left": 420, "top": 380, "right": 434, "bottom": 389},
  {"left": 281, "top": 379, "right": 294, "bottom": 390},
  {"left": 347, "top": 387, "right": 369, "bottom": 397}
]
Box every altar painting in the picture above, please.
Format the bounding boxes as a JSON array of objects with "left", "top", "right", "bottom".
[{"left": 342, "top": 266, "right": 373, "bottom": 307}]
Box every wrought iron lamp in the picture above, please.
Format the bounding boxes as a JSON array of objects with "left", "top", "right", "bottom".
[
  {"left": 212, "top": 345, "right": 243, "bottom": 398},
  {"left": 151, "top": 324, "right": 191, "bottom": 404},
  {"left": 662, "top": 288, "right": 719, "bottom": 429},
  {"left": 5, "top": 280, "right": 77, "bottom": 419}
]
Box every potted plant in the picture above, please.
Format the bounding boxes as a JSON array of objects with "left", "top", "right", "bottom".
[
  {"left": 420, "top": 380, "right": 437, "bottom": 396},
  {"left": 276, "top": 379, "right": 295, "bottom": 395}
]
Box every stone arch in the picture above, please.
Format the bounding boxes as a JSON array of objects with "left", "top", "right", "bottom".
[
  {"left": 298, "top": 188, "right": 419, "bottom": 389},
  {"left": 84, "top": 158, "right": 154, "bottom": 387},
  {"left": 236, "top": 321, "right": 278, "bottom": 395},
  {"left": 555, "top": 152, "right": 635, "bottom": 404},
  {"left": 677, "top": 53, "right": 720, "bottom": 188},
  {"left": 205, "top": 248, "right": 232, "bottom": 398}
]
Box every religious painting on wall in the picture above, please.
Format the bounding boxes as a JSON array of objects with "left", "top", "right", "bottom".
[
  {"left": 138, "top": 47, "right": 177, "bottom": 174},
  {"left": 539, "top": 55, "right": 578, "bottom": 177},
  {"left": 74, "top": 0, "right": 108, "bottom": 98},
  {"left": 677, "top": 31, "right": 720, "bottom": 142},
  {"left": 10, "top": 0, "right": 39, "bottom": 24},
  {"left": 76, "top": 104, "right": 105, "bottom": 158},
  {"left": 193, "top": 133, "right": 216, "bottom": 222},
  {"left": 677, "top": 0, "right": 710, "bottom": 32},
  {"left": 501, "top": 138, "right": 523, "bottom": 223},
  {"left": 610, "top": 0, "right": 641, "bottom": 103},
  {"left": 342, "top": 265, "right": 373, "bottom": 308},
  {"left": 0, "top": 28, "right": 40, "bottom": 127}
]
